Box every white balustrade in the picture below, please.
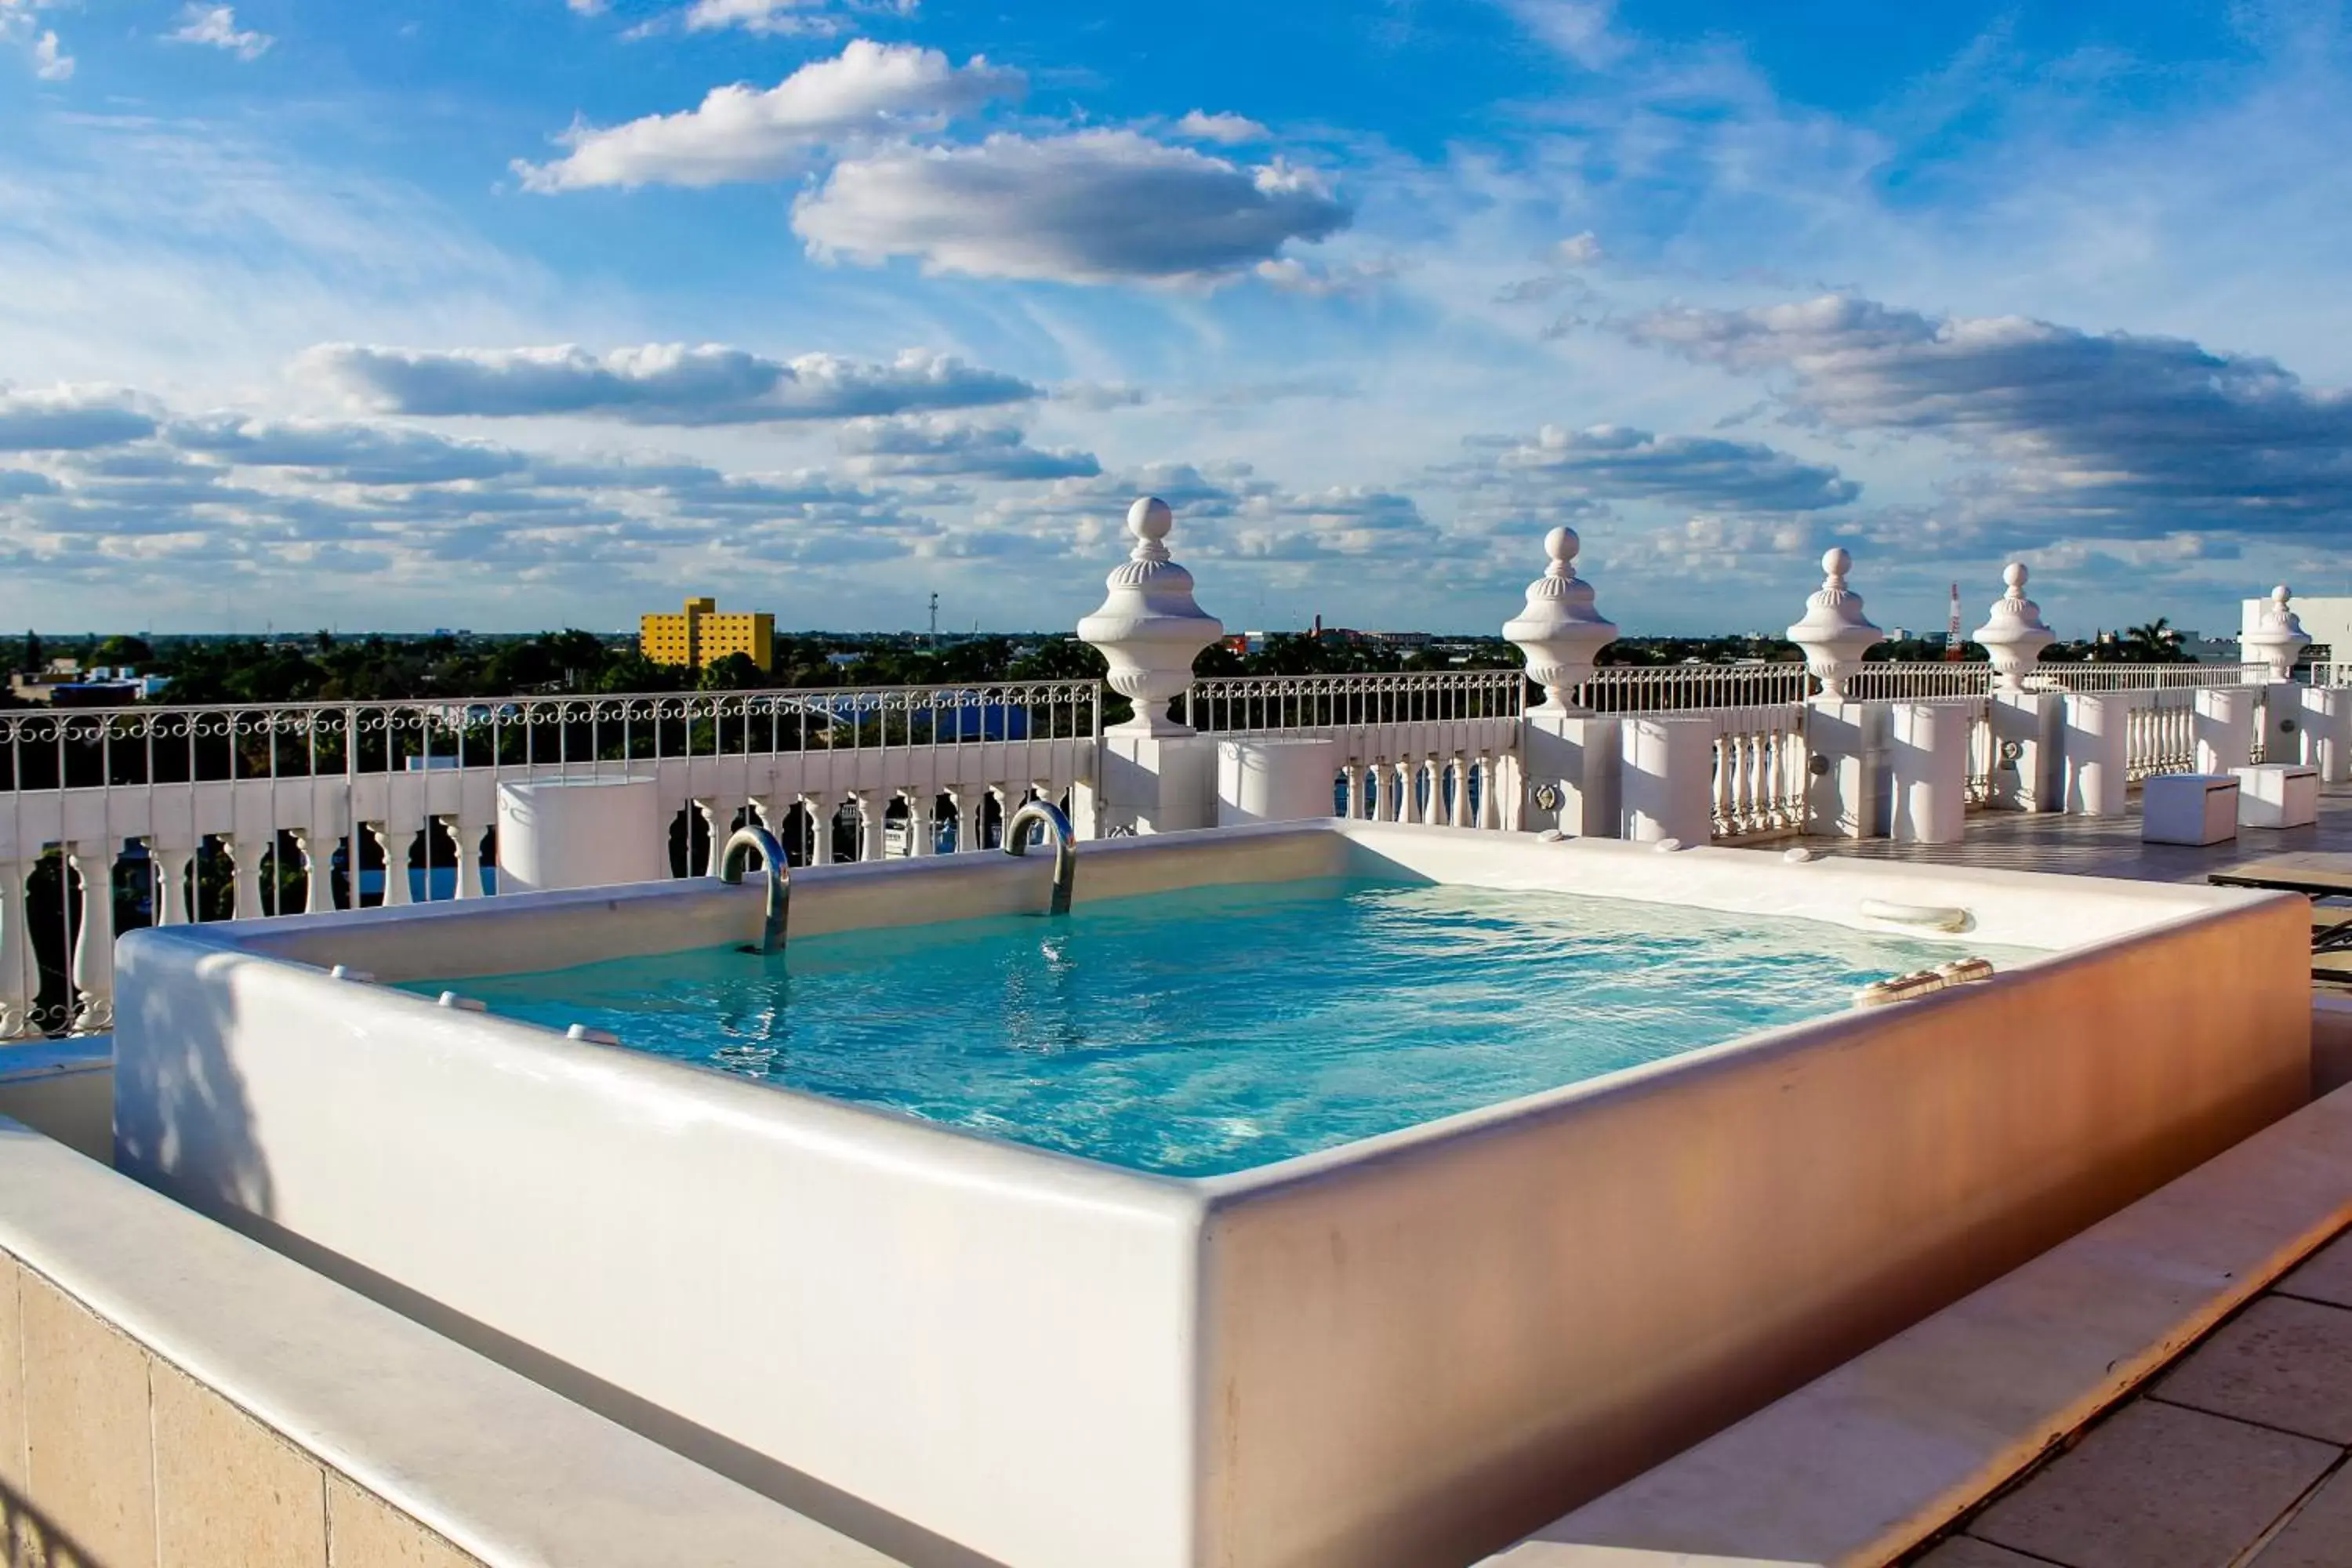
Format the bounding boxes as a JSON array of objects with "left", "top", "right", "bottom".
[
  {"left": 0, "top": 539, "right": 2336, "bottom": 1044},
  {"left": 1708, "top": 706, "right": 1809, "bottom": 840},
  {"left": 1183, "top": 670, "right": 1523, "bottom": 827}
]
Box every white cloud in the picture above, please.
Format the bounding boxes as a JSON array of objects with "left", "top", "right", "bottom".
[
  {"left": 1624, "top": 294, "right": 2352, "bottom": 540},
  {"left": 1497, "top": 0, "right": 1630, "bottom": 70},
  {"left": 168, "top": 5, "right": 273, "bottom": 60},
  {"left": 0, "top": 387, "right": 160, "bottom": 450},
  {"left": 1252, "top": 256, "right": 1396, "bottom": 297},
  {"left": 678, "top": 0, "right": 916, "bottom": 36},
  {"left": 793, "top": 131, "right": 1352, "bottom": 284},
  {"left": 1174, "top": 111, "right": 1270, "bottom": 146},
  {"left": 2, "top": 0, "right": 71, "bottom": 79},
  {"left": 1552, "top": 231, "right": 1602, "bottom": 267},
  {"left": 1452, "top": 423, "right": 1862, "bottom": 514},
  {"left": 299, "top": 342, "right": 1040, "bottom": 424},
  {"left": 169, "top": 417, "right": 533, "bottom": 485},
  {"left": 515, "top": 40, "right": 1021, "bottom": 191},
  {"left": 836, "top": 418, "right": 1098, "bottom": 481}
]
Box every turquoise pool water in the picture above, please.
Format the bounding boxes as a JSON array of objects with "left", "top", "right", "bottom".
[{"left": 410, "top": 880, "right": 2033, "bottom": 1177}]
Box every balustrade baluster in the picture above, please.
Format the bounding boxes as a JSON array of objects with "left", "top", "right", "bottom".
[
  {"left": 0, "top": 859, "right": 33, "bottom": 1040},
  {"left": 67, "top": 840, "right": 115, "bottom": 1033}
]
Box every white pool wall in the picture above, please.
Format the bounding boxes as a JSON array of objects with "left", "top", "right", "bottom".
[
  {"left": 111, "top": 822, "right": 2313, "bottom": 1568},
  {"left": 1187, "top": 864, "right": 2309, "bottom": 1566}
]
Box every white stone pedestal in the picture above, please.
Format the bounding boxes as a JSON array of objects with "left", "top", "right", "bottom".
[
  {"left": 2263, "top": 682, "right": 2307, "bottom": 771},
  {"left": 1802, "top": 699, "right": 1891, "bottom": 838},
  {"left": 495, "top": 777, "right": 665, "bottom": 893},
  {"left": 1096, "top": 732, "right": 1219, "bottom": 836},
  {"left": 1522, "top": 712, "right": 1622, "bottom": 837},
  {"left": 2063, "top": 694, "right": 2132, "bottom": 817},
  {"left": 1989, "top": 691, "right": 2064, "bottom": 812},
  {"left": 2142, "top": 774, "right": 2240, "bottom": 846},
  {"left": 1217, "top": 739, "right": 1341, "bottom": 826},
  {"left": 1619, "top": 716, "right": 1714, "bottom": 844},
  {"left": 2234, "top": 764, "right": 2319, "bottom": 829},
  {"left": 2299, "top": 687, "right": 2351, "bottom": 784},
  {"left": 2193, "top": 688, "right": 2256, "bottom": 775},
  {"left": 1888, "top": 702, "right": 1969, "bottom": 844}
]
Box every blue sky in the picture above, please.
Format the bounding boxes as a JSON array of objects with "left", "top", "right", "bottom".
[{"left": 3, "top": 0, "right": 2350, "bottom": 638}]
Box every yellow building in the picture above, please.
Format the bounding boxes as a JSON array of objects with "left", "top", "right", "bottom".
[{"left": 639, "top": 596, "right": 775, "bottom": 672}]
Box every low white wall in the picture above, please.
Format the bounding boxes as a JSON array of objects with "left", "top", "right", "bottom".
[
  {"left": 1189, "top": 883, "right": 2310, "bottom": 1566},
  {"left": 109, "top": 823, "right": 2314, "bottom": 1568},
  {"left": 0, "top": 1042, "right": 112, "bottom": 1163}
]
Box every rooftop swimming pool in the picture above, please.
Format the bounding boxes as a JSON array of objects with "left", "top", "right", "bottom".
[
  {"left": 412, "top": 878, "right": 2037, "bottom": 1175},
  {"left": 114, "top": 821, "right": 2311, "bottom": 1568}
]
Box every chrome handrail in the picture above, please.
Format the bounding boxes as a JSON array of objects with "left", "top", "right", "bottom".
[
  {"left": 719, "top": 824, "right": 790, "bottom": 953},
  {"left": 1004, "top": 799, "right": 1075, "bottom": 916}
]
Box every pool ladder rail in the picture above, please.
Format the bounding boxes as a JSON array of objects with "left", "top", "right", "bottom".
[
  {"left": 720, "top": 824, "right": 791, "bottom": 954},
  {"left": 1004, "top": 799, "right": 1076, "bottom": 917}
]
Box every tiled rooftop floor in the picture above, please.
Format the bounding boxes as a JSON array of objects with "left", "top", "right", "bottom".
[
  {"left": 1799, "top": 782, "right": 2352, "bottom": 887},
  {"left": 1915, "top": 1227, "right": 2352, "bottom": 1568},
  {"left": 1865, "top": 783, "right": 2352, "bottom": 1565}
]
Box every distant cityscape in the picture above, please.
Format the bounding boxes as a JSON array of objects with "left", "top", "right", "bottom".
[{"left": 0, "top": 586, "right": 2340, "bottom": 711}]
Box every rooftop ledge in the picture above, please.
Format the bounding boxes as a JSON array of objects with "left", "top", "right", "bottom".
[{"left": 0, "top": 1114, "right": 903, "bottom": 1568}]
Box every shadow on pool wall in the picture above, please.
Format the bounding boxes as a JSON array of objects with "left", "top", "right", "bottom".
[
  {"left": 112, "top": 946, "right": 274, "bottom": 1222},
  {"left": 105, "top": 820, "right": 2315, "bottom": 1568}
]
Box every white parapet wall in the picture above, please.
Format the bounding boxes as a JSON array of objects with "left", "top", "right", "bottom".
[{"left": 109, "top": 823, "right": 2310, "bottom": 1568}]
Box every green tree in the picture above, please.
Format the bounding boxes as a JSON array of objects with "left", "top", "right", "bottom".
[{"left": 95, "top": 634, "right": 154, "bottom": 668}]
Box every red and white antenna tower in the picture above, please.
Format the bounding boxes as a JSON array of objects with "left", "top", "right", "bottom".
[{"left": 1944, "top": 582, "right": 1964, "bottom": 662}]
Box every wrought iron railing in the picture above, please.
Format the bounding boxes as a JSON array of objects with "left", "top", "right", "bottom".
[{"left": 1180, "top": 670, "right": 1524, "bottom": 732}]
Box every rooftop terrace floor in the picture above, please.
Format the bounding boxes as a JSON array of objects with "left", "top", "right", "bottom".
[
  {"left": 1798, "top": 782, "right": 2352, "bottom": 887},
  {"left": 1819, "top": 783, "right": 2352, "bottom": 1564},
  {"left": 1914, "top": 1224, "right": 2352, "bottom": 1568}
]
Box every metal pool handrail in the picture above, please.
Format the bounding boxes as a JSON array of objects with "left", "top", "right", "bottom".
[
  {"left": 1004, "top": 799, "right": 1075, "bottom": 916},
  {"left": 719, "top": 825, "right": 790, "bottom": 953}
]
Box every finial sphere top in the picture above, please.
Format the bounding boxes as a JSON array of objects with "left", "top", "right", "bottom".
[
  {"left": 2004, "top": 561, "right": 2028, "bottom": 591},
  {"left": 2274, "top": 584, "right": 2293, "bottom": 605},
  {"left": 1544, "top": 525, "right": 1579, "bottom": 564},
  {"left": 1822, "top": 546, "right": 1852, "bottom": 577},
  {"left": 1128, "top": 496, "right": 1173, "bottom": 541}
]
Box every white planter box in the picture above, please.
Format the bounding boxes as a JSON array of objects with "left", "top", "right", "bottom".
[
  {"left": 2234, "top": 763, "right": 2320, "bottom": 829},
  {"left": 2142, "top": 773, "right": 2240, "bottom": 846}
]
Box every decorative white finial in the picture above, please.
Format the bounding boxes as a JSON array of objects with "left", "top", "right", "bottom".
[
  {"left": 1972, "top": 561, "right": 2054, "bottom": 693},
  {"left": 1786, "top": 545, "right": 1883, "bottom": 699},
  {"left": 2243, "top": 583, "right": 2310, "bottom": 681},
  {"left": 1076, "top": 496, "right": 1223, "bottom": 735},
  {"left": 1502, "top": 526, "right": 1617, "bottom": 713}
]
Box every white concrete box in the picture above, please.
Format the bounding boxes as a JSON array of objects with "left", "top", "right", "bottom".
[
  {"left": 111, "top": 823, "right": 2310, "bottom": 1568},
  {"left": 2234, "top": 763, "right": 2320, "bottom": 829},
  {"left": 2142, "top": 773, "right": 2241, "bottom": 846}
]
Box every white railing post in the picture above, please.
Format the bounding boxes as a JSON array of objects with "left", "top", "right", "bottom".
[
  {"left": 2193, "top": 688, "right": 2256, "bottom": 775},
  {"left": 228, "top": 833, "right": 267, "bottom": 918},
  {"left": 1079, "top": 497, "right": 1224, "bottom": 837},
  {"left": 1505, "top": 525, "right": 1621, "bottom": 838},
  {"left": 1620, "top": 717, "right": 1714, "bottom": 844},
  {"left": 912, "top": 795, "right": 937, "bottom": 856},
  {"left": 2063, "top": 694, "right": 2132, "bottom": 815},
  {"left": 440, "top": 815, "right": 484, "bottom": 898},
  {"left": 67, "top": 840, "right": 115, "bottom": 1033},
  {"left": 289, "top": 828, "right": 335, "bottom": 913},
  {"left": 154, "top": 841, "right": 195, "bottom": 925},
  {"left": 0, "top": 858, "right": 34, "bottom": 1040},
  {"left": 1888, "top": 702, "right": 1969, "bottom": 844},
  {"left": 1787, "top": 547, "right": 1890, "bottom": 837},
  {"left": 693, "top": 798, "right": 727, "bottom": 877},
  {"left": 373, "top": 824, "right": 417, "bottom": 906},
  {"left": 2302, "top": 688, "right": 2352, "bottom": 784}
]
